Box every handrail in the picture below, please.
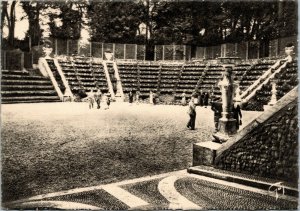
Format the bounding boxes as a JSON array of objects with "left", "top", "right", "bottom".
[
  {"left": 172, "top": 63, "right": 186, "bottom": 96},
  {"left": 242, "top": 58, "right": 291, "bottom": 103},
  {"left": 53, "top": 58, "right": 74, "bottom": 100},
  {"left": 240, "top": 59, "right": 285, "bottom": 99},
  {"left": 193, "top": 64, "right": 209, "bottom": 93},
  {"left": 156, "top": 63, "right": 163, "bottom": 93},
  {"left": 102, "top": 61, "right": 116, "bottom": 99},
  {"left": 112, "top": 61, "right": 125, "bottom": 100},
  {"left": 38, "top": 57, "right": 63, "bottom": 100}
]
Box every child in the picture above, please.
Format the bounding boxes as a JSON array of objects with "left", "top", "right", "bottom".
[{"left": 87, "top": 90, "right": 95, "bottom": 109}]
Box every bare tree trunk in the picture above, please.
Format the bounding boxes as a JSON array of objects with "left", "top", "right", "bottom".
[{"left": 8, "top": 1, "right": 16, "bottom": 47}]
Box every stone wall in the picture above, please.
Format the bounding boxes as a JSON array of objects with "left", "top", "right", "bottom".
[
  {"left": 215, "top": 99, "right": 298, "bottom": 184},
  {"left": 6, "top": 50, "right": 24, "bottom": 70}
]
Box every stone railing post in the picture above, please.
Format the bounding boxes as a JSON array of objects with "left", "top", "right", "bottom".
[{"left": 213, "top": 66, "right": 237, "bottom": 143}]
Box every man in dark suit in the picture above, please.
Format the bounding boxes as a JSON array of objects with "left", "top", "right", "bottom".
[
  {"left": 232, "top": 102, "right": 242, "bottom": 130},
  {"left": 211, "top": 97, "right": 222, "bottom": 132},
  {"left": 187, "top": 96, "right": 196, "bottom": 130}
]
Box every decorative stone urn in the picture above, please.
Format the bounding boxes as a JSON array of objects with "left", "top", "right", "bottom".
[
  {"left": 285, "top": 45, "right": 294, "bottom": 62},
  {"left": 268, "top": 78, "right": 278, "bottom": 106},
  {"left": 43, "top": 46, "right": 53, "bottom": 58},
  {"left": 104, "top": 49, "right": 114, "bottom": 61},
  {"left": 285, "top": 46, "right": 294, "bottom": 56}
]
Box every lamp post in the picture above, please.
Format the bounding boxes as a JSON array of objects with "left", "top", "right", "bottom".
[{"left": 213, "top": 66, "right": 237, "bottom": 143}]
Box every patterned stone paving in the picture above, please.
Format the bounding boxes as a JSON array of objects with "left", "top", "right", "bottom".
[{"left": 4, "top": 170, "right": 297, "bottom": 210}]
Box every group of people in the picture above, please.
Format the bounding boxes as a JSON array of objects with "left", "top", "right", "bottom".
[
  {"left": 128, "top": 90, "right": 141, "bottom": 104},
  {"left": 85, "top": 89, "right": 111, "bottom": 110},
  {"left": 181, "top": 91, "right": 210, "bottom": 107},
  {"left": 128, "top": 90, "right": 158, "bottom": 105},
  {"left": 187, "top": 95, "right": 242, "bottom": 132}
]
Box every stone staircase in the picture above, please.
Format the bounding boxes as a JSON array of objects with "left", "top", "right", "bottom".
[
  {"left": 1, "top": 70, "right": 60, "bottom": 104},
  {"left": 243, "top": 60, "right": 298, "bottom": 111}
]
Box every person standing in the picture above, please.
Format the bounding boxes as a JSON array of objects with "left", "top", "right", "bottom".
[
  {"left": 187, "top": 96, "right": 196, "bottom": 130},
  {"left": 211, "top": 98, "right": 222, "bottom": 132},
  {"left": 181, "top": 92, "right": 187, "bottom": 106},
  {"left": 136, "top": 90, "right": 140, "bottom": 104},
  {"left": 200, "top": 91, "right": 204, "bottom": 106},
  {"left": 94, "top": 89, "right": 102, "bottom": 109},
  {"left": 149, "top": 91, "right": 153, "bottom": 104},
  {"left": 232, "top": 102, "right": 242, "bottom": 130},
  {"left": 153, "top": 92, "right": 157, "bottom": 105},
  {"left": 204, "top": 92, "right": 209, "bottom": 108},
  {"left": 128, "top": 91, "right": 134, "bottom": 104},
  {"left": 103, "top": 94, "right": 110, "bottom": 110},
  {"left": 87, "top": 89, "right": 95, "bottom": 109}
]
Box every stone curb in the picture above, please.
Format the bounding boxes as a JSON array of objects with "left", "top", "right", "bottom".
[{"left": 187, "top": 166, "right": 298, "bottom": 198}]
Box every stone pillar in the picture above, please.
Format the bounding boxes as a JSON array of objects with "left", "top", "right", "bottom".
[{"left": 213, "top": 66, "right": 237, "bottom": 143}]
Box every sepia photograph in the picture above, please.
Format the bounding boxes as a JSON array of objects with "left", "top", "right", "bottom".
[{"left": 0, "top": 0, "right": 298, "bottom": 210}]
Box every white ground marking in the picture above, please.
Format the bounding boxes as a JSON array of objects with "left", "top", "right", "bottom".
[
  {"left": 4, "top": 170, "right": 186, "bottom": 206},
  {"left": 102, "top": 185, "right": 149, "bottom": 208},
  {"left": 158, "top": 175, "right": 202, "bottom": 210},
  {"left": 9, "top": 200, "right": 101, "bottom": 210},
  {"left": 187, "top": 173, "right": 298, "bottom": 202},
  {"left": 4, "top": 169, "right": 297, "bottom": 208}
]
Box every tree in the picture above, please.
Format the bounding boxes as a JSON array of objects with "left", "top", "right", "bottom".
[
  {"left": 21, "top": 1, "right": 44, "bottom": 47},
  {"left": 87, "top": 1, "right": 145, "bottom": 43},
  {"left": 49, "top": 1, "right": 87, "bottom": 40},
  {"left": 2, "top": 1, "right": 17, "bottom": 48}
]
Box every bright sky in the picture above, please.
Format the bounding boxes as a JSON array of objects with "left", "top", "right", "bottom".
[
  {"left": 3, "top": 1, "right": 29, "bottom": 39},
  {"left": 3, "top": 1, "right": 90, "bottom": 41}
]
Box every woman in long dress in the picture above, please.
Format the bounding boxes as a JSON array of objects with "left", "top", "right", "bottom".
[
  {"left": 128, "top": 91, "right": 134, "bottom": 104},
  {"left": 181, "top": 92, "right": 186, "bottom": 106},
  {"left": 149, "top": 91, "right": 153, "bottom": 104}
]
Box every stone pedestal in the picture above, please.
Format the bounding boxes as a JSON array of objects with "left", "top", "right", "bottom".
[
  {"left": 213, "top": 117, "right": 237, "bottom": 143},
  {"left": 192, "top": 141, "right": 222, "bottom": 166},
  {"left": 212, "top": 66, "right": 237, "bottom": 143}
]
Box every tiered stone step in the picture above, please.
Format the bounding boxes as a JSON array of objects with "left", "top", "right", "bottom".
[
  {"left": 199, "top": 65, "right": 223, "bottom": 91},
  {"left": 45, "top": 59, "right": 66, "bottom": 93},
  {"left": 244, "top": 60, "right": 298, "bottom": 111},
  {"left": 199, "top": 65, "right": 224, "bottom": 99},
  {"left": 239, "top": 61, "right": 275, "bottom": 91},
  {"left": 176, "top": 64, "right": 206, "bottom": 98},
  {"left": 159, "top": 64, "right": 181, "bottom": 94},
  {"left": 117, "top": 62, "right": 139, "bottom": 93},
  {"left": 188, "top": 165, "right": 298, "bottom": 197},
  {"left": 1, "top": 70, "right": 60, "bottom": 104},
  {"left": 57, "top": 58, "right": 109, "bottom": 93},
  {"left": 139, "top": 63, "right": 160, "bottom": 96},
  {"left": 232, "top": 64, "right": 251, "bottom": 81}
]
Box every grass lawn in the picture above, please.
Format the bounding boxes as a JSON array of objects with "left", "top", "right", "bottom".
[{"left": 1, "top": 102, "right": 261, "bottom": 202}]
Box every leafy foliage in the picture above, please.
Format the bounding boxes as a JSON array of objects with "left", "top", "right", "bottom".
[
  {"left": 2, "top": 1, "right": 298, "bottom": 50},
  {"left": 88, "top": 1, "right": 145, "bottom": 43}
]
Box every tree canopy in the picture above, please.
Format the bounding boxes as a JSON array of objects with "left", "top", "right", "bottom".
[{"left": 1, "top": 0, "right": 297, "bottom": 49}]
